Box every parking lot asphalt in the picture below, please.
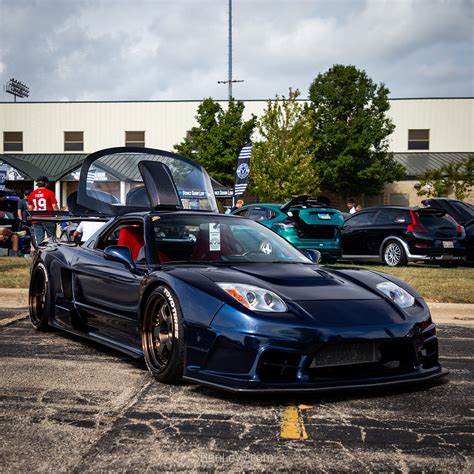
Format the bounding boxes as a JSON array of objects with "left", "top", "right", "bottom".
[{"left": 0, "top": 310, "right": 472, "bottom": 472}]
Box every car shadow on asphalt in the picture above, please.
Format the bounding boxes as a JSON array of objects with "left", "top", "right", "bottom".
[
  {"left": 49, "top": 327, "right": 450, "bottom": 406},
  {"left": 186, "top": 377, "right": 449, "bottom": 406}
]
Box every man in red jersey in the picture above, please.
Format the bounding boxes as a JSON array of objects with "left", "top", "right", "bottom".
[{"left": 28, "top": 176, "right": 59, "bottom": 246}]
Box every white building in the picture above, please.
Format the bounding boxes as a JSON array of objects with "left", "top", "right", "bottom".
[{"left": 1, "top": 97, "right": 473, "bottom": 206}]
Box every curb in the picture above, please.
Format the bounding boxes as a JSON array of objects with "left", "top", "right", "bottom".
[
  {"left": 427, "top": 303, "right": 474, "bottom": 325},
  {"left": 0, "top": 289, "right": 29, "bottom": 309},
  {"left": 0, "top": 288, "right": 472, "bottom": 325}
]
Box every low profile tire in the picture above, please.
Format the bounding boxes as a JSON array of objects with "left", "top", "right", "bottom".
[
  {"left": 382, "top": 240, "right": 408, "bottom": 267},
  {"left": 142, "top": 286, "right": 184, "bottom": 384},
  {"left": 29, "top": 262, "right": 52, "bottom": 331}
]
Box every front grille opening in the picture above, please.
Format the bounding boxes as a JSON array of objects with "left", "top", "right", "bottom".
[
  {"left": 258, "top": 351, "right": 301, "bottom": 382},
  {"left": 308, "top": 340, "right": 418, "bottom": 380}
]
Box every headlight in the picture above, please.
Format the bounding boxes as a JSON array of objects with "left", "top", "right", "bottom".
[
  {"left": 217, "top": 283, "right": 287, "bottom": 312},
  {"left": 376, "top": 281, "right": 415, "bottom": 308}
]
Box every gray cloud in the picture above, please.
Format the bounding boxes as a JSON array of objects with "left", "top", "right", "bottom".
[{"left": 0, "top": 0, "right": 472, "bottom": 101}]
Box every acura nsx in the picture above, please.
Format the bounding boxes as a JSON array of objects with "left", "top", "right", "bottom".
[{"left": 28, "top": 147, "right": 447, "bottom": 393}]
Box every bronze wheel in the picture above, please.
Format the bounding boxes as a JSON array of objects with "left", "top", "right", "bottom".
[{"left": 142, "top": 286, "right": 184, "bottom": 383}]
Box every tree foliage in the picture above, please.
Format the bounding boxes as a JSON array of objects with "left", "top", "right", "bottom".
[
  {"left": 416, "top": 155, "right": 474, "bottom": 200},
  {"left": 250, "top": 89, "right": 319, "bottom": 202},
  {"left": 174, "top": 98, "right": 256, "bottom": 186},
  {"left": 308, "top": 64, "right": 405, "bottom": 196}
]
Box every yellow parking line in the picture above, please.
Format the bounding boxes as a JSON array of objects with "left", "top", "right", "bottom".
[{"left": 280, "top": 404, "right": 309, "bottom": 440}]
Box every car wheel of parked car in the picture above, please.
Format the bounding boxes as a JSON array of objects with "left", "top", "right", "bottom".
[
  {"left": 28, "top": 262, "right": 52, "bottom": 331},
  {"left": 142, "top": 286, "right": 184, "bottom": 383},
  {"left": 382, "top": 241, "right": 408, "bottom": 267}
]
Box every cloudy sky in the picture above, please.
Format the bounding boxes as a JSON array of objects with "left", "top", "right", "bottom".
[{"left": 0, "top": 0, "right": 472, "bottom": 101}]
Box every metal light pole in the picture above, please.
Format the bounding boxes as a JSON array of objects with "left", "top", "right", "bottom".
[
  {"left": 218, "top": 0, "right": 243, "bottom": 99},
  {"left": 228, "top": 0, "right": 233, "bottom": 99}
]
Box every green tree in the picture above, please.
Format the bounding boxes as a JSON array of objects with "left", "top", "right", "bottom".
[
  {"left": 250, "top": 89, "right": 319, "bottom": 202},
  {"left": 174, "top": 98, "right": 256, "bottom": 186},
  {"left": 308, "top": 64, "right": 405, "bottom": 196},
  {"left": 416, "top": 155, "right": 474, "bottom": 200}
]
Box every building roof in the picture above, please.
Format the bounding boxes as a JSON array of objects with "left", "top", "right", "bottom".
[
  {"left": 393, "top": 152, "right": 472, "bottom": 178},
  {"left": 1, "top": 152, "right": 471, "bottom": 184},
  {"left": 0, "top": 152, "right": 232, "bottom": 195},
  {"left": 0, "top": 154, "right": 86, "bottom": 181}
]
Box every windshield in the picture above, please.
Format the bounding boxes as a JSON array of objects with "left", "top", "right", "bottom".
[
  {"left": 417, "top": 212, "right": 458, "bottom": 233},
  {"left": 450, "top": 201, "right": 474, "bottom": 222},
  {"left": 151, "top": 214, "right": 310, "bottom": 264}
]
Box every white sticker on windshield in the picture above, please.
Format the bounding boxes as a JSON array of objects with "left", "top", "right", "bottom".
[{"left": 209, "top": 223, "right": 221, "bottom": 251}]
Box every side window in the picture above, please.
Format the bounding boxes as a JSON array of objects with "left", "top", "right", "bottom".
[
  {"left": 374, "top": 209, "right": 409, "bottom": 225},
  {"left": 247, "top": 207, "right": 268, "bottom": 222},
  {"left": 96, "top": 221, "right": 145, "bottom": 261},
  {"left": 233, "top": 208, "right": 248, "bottom": 217},
  {"left": 344, "top": 211, "right": 377, "bottom": 227}
]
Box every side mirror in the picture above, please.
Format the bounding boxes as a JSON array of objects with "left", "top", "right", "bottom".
[
  {"left": 302, "top": 249, "right": 321, "bottom": 264},
  {"left": 104, "top": 245, "right": 136, "bottom": 271}
]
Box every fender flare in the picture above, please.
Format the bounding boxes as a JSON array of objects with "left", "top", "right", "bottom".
[{"left": 379, "top": 236, "right": 411, "bottom": 261}]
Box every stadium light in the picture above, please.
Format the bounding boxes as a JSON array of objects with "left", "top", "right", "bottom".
[{"left": 5, "top": 78, "right": 29, "bottom": 102}]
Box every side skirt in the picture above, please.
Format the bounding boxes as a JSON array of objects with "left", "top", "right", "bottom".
[{"left": 49, "top": 320, "right": 143, "bottom": 359}]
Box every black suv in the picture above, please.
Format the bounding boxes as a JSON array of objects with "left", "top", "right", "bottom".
[
  {"left": 341, "top": 206, "right": 466, "bottom": 266},
  {"left": 422, "top": 198, "right": 474, "bottom": 261}
]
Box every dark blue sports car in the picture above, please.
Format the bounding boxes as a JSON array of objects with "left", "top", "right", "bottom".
[{"left": 29, "top": 147, "right": 447, "bottom": 393}]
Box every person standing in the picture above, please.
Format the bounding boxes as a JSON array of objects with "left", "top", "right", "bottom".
[
  {"left": 225, "top": 199, "right": 245, "bottom": 214},
  {"left": 17, "top": 190, "right": 30, "bottom": 225},
  {"left": 28, "top": 176, "right": 59, "bottom": 246},
  {"left": 346, "top": 198, "right": 357, "bottom": 214}
]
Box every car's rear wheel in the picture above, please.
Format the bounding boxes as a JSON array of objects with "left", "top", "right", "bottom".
[
  {"left": 383, "top": 240, "right": 408, "bottom": 267},
  {"left": 29, "top": 263, "right": 52, "bottom": 331},
  {"left": 142, "top": 286, "right": 184, "bottom": 383}
]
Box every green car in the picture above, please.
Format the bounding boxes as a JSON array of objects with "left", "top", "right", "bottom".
[{"left": 232, "top": 195, "right": 344, "bottom": 262}]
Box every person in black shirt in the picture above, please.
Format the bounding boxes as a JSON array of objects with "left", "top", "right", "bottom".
[{"left": 17, "top": 190, "right": 30, "bottom": 225}]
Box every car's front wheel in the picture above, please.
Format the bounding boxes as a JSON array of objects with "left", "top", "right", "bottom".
[
  {"left": 29, "top": 262, "right": 52, "bottom": 331},
  {"left": 141, "top": 286, "right": 184, "bottom": 383},
  {"left": 382, "top": 240, "right": 408, "bottom": 267}
]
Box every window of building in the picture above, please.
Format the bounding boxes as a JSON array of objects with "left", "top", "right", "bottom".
[
  {"left": 408, "top": 129, "right": 429, "bottom": 150},
  {"left": 125, "top": 131, "right": 145, "bottom": 147},
  {"left": 64, "top": 131, "right": 84, "bottom": 151},
  {"left": 389, "top": 193, "right": 410, "bottom": 206},
  {"left": 3, "top": 132, "right": 23, "bottom": 151}
]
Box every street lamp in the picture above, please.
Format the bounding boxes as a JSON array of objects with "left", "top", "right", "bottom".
[{"left": 5, "top": 78, "right": 29, "bottom": 102}]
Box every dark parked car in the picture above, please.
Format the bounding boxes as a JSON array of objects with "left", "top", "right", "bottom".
[
  {"left": 341, "top": 206, "right": 466, "bottom": 266},
  {"left": 28, "top": 148, "right": 447, "bottom": 393},
  {"left": 422, "top": 198, "right": 474, "bottom": 261},
  {"left": 232, "top": 196, "right": 343, "bottom": 263}
]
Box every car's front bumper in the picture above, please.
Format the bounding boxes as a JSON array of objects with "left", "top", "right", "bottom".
[
  {"left": 184, "top": 301, "right": 446, "bottom": 393},
  {"left": 184, "top": 366, "right": 448, "bottom": 393}
]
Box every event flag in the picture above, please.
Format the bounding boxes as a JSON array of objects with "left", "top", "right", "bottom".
[{"left": 233, "top": 142, "right": 252, "bottom": 198}]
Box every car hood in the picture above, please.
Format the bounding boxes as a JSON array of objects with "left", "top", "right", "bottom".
[{"left": 171, "top": 263, "right": 383, "bottom": 302}]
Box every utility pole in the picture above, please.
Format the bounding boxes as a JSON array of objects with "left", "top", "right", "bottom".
[{"left": 218, "top": 0, "right": 243, "bottom": 99}]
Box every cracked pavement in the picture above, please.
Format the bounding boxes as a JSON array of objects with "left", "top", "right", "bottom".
[{"left": 0, "top": 311, "right": 472, "bottom": 472}]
